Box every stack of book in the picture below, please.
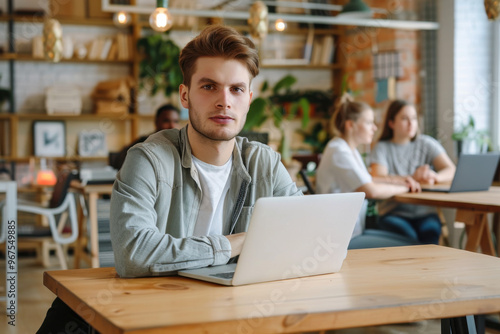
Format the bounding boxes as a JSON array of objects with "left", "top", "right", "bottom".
[
  {"left": 310, "top": 36, "right": 335, "bottom": 66},
  {"left": 87, "top": 33, "right": 132, "bottom": 61}
]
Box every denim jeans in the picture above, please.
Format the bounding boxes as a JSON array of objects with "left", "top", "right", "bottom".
[
  {"left": 348, "top": 229, "right": 420, "bottom": 249},
  {"left": 378, "top": 213, "right": 442, "bottom": 245}
]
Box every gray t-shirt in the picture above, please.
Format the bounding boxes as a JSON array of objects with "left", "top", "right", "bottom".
[{"left": 370, "top": 134, "right": 445, "bottom": 218}]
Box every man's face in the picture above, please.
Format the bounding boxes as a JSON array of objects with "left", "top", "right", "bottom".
[
  {"left": 179, "top": 57, "right": 253, "bottom": 142},
  {"left": 155, "top": 110, "right": 180, "bottom": 131}
]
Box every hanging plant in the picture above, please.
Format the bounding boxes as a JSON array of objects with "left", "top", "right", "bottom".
[{"left": 137, "top": 32, "right": 183, "bottom": 97}]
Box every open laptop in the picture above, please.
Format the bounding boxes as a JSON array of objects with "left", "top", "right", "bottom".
[
  {"left": 178, "top": 192, "right": 365, "bottom": 286},
  {"left": 423, "top": 153, "right": 500, "bottom": 193}
]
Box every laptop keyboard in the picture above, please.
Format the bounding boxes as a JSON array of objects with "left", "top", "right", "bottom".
[{"left": 210, "top": 272, "right": 235, "bottom": 279}]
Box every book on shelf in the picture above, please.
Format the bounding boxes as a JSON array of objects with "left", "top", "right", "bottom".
[
  {"left": 310, "top": 35, "right": 335, "bottom": 65},
  {"left": 116, "top": 33, "right": 130, "bottom": 61},
  {"left": 100, "top": 38, "right": 113, "bottom": 60},
  {"left": 107, "top": 39, "right": 118, "bottom": 60},
  {"left": 320, "top": 35, "right": 335, "bottom": 65},
  {"left": 88, "top": 38, "right": 102, "bottom": 60},
  {"left": 310, "top": 36, "right": 323, "bottom": 65},
  {"left": 303, "top": 29, "right": 315, "bottom": 64},
  {"left": 128, "top": 34, "right": 134, "bottom": 59}
]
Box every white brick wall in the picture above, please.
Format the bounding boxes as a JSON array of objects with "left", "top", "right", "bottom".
[
  {"left": 14, "top": 61, "right": 130, "bottom": 113},
  {"left": 5, "top": 22, "right": 131, "bottom": 113}
]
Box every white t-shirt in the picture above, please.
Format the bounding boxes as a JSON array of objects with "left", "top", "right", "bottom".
[
  {"left": 316, "top": 137, "right": 371, "bottom": 238},
  {"left": 191, "top": 156, "right": 232, "bottom": 237}
]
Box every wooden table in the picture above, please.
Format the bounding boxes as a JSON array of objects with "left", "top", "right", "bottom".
[
  {"left": 71, "top": 181, "right": 113, "bottom": 269},
  {"left": 44, "top": 245, "right": 500, "bottom": 334},
  {"left": 393, "top": 186, "right": 500, "bottom": 256}
]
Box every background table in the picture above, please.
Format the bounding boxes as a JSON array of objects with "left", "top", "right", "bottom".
[
  {"left": 71, "top": 181, "right": 113, "bottom": 268},
  {"left": 44, "top": 245, "right": 500, "bottom": 334},
  {"left": 394, "top": 186, "right": 500, "bottom": 256}
]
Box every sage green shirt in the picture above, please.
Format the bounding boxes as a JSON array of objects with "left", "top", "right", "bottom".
[{"left": 110, "top": 126, "right": 302, "bottom": 277}]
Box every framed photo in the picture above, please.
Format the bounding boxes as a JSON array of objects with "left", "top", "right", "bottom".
[
  {"left": 33, "top": 121, "right": 66, "bottom": 157},
  {"left": 78, "top": 130, "right": 108, "bottom": 157}
]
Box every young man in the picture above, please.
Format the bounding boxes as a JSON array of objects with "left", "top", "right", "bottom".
[
  {"left": 110, "top": 24, "right": 302, "bottom": 278},
  {"left": 110, "top": 104, "right": 180, "bottom": 170},
  {"left": 37, "top": 25, "right": 301, "bottom": 333}
]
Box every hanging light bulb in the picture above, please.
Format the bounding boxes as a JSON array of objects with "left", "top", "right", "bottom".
[
  {"left": 275, "top": 19, "right": 286, "bottom": 32},
  {"left": 149, "top": 0, "right": 173, "bottom": 32},
  {"left": 113, "top": 11, "right": 132, "bottom": 27}
]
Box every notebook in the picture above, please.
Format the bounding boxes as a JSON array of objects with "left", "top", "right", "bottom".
[
  {"left": 178, "top": 192, "right": 365, "bottom": 286},
  {"left": 422, "top": 153, "right": 500, "bottom": 193}
]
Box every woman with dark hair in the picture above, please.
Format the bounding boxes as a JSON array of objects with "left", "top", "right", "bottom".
[
  {"left": 370, "top": 100, "right": 455, "bottom": 244},
  {"left": 316, "top": 94, "right": 420, "bottom": 249}
]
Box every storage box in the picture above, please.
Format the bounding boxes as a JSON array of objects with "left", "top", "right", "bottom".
[
  {"left": 50, "top": 0, "right": 86, "bottom": 19},
  {"left": 46, "top": 86, "right": 82, "bottom": 115},
  {"left": 92, "top": 77, "right": 133, "bottom": 114},
  {"left": 92, "top": 78, "right": 131, "bottom": 104},
  {"left": 88, "top": 0, "right": 113, "bottom": 19},
  {"left": 94, "top": 100, "right": 128, "bottom": 115}
]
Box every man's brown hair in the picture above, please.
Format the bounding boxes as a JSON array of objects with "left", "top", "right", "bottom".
[{"left": 179, "top": 25, "right": 260, "bottom": 87}]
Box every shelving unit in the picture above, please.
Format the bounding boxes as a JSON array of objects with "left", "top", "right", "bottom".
[
  {"left": 0, "top": 2, "right": 141, "bottom": 167},
  {"left": 0, "top": 53, "right": 132, "bottom": 63},
  {"left": 0, "top": 4, "right": 348, "bottom": 169}
]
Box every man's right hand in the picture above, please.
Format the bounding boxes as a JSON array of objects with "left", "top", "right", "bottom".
[{"left": 225, "top": 232, "right": 246, "bottom": 258}]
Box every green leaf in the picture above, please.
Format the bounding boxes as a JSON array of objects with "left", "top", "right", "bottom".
[
  {"left": 244, "top": 97, "right": 268, "bottom": 131},
  {"left": 272, "top": 75, "right": 296, "bottom": 95},
  {"left": 298, "top": 97, "right": 310, "bottom": 129},
  {"left": 260, "top": 81, "right": 269, "bottom": 93},
  {"left": 272, "top": 105, "right": 283, "bottom": 128},
  {"left": 340, "top": 73, "right": 349, "bottom": 95},
  {"left": 137, "top": 34, "right": 182, "bottom": 98},
  {"left": 287, "top": 102, "right": 298, "bottom": 120}
]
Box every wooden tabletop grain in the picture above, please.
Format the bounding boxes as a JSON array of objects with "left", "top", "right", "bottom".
[
  {"left": 44, "top": 245, "right": 500, "bottom": 334},
  {"left": 393, "top": 186, "right": 500, "bottom": 212}
]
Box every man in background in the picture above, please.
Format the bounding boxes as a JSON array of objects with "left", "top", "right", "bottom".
[{"left": 110, "top": 104, "right": 180, "bottom": 170}]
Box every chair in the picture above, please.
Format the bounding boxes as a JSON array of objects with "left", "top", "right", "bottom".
[
  {"left": 15, "top": 169, "right": 79, "bottom": 269},
  {"left": 299, "top": 169, "right": 316, "bottom": 194},
  {"left": 238, "top": 131, "right": 269, "bottom": 144}
]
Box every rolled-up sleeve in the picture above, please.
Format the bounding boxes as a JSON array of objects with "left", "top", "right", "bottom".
[{"left": 110, "top": 147, "right": 231, "bottom": 278}]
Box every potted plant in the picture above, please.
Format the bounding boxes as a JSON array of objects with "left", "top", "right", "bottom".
[
  {"left": 137, "top": 33, "right": 183, "bottom": 98},
  {"left": 243, "top": 74, "right": 311, "bottom": 165},
  {"left": 452, "top": 115, "right": 490, "bottom": 156}
]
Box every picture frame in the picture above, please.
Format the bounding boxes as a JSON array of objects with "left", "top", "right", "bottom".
[
  {"left": 33, "top": 121, "right": 66, "bottom": 157},
  {"left": 78, "top": 130, "right": 108, "bottom": 157}
]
